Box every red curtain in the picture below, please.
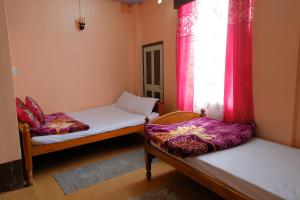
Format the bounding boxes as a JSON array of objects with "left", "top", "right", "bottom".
[
  {"left": 176, "top": 1, "right": 196, "bottom": 111},
  {"left": 177, "top": 0, "right": 254, "bottom": 122},
  {"left": 223, "top": 0, "right": 255, "bottom": 122}
]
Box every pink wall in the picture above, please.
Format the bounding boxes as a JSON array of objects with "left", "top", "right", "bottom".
[
  {"left": 0, "top": 0, "right": 20, "bottom": 164},
  {"left": 6, "top": 0, "right": 134, "bottom": 114},
  {"left": 252, "top": 0, "right": 300, "bottom": 146},
  {"left": 294, "top": 34, "right": 300, "bottom": 148},
  {"left": 131, "top": 5, "right": 143, "bottom": 95},
  {"left": 131, "top": 0, "right": 178, "bottom": 113}
]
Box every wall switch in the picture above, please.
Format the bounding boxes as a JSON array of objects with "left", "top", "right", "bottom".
[{"left": 12, "top": 66, "right": 17, "bottom": 76}]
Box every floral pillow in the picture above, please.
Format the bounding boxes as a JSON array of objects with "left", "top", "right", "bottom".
[
  {"left": 25, "top": 96, "right": 45, "bottom": 124},
  {"left": 16, "top": 98, "right": 41, "bottom": 128},
  {"left": 16, "top": 97, "right": 25, "bottom": 108}
]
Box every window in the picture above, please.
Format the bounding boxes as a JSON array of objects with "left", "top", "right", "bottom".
[{"left": 177, "top": 0, "right": 254, "bottom": 122}]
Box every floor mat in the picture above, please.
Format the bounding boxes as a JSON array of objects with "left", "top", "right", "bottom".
[{"left": 54, "top": 148, "right": 157, "bottom": 195}]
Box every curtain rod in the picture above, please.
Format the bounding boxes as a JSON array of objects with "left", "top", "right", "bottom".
[{"left": 174, "top": 0, "right": 195, "bottom": 9}]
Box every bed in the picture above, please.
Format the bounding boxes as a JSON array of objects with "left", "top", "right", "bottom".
[
  {"left": 144, "top": 111, "right": 300, "bottom": 200},
  {"left": 18, "top": 94, "right": 162, "bottom": 185}
]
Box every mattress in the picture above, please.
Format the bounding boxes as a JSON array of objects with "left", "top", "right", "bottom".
[
  {"left": 152, "top": 138, "right": 300, "bottom": 200},
  {"left": 31, "top": 105, "right": 159, "bottom": 146}
]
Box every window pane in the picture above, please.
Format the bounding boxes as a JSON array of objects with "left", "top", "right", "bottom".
[
  {"left": 154, "top": 50, "right": 160, "bottom": 85},
  {"left": 154, "top": 92, "right": 161, "bottom": 99},
  {"left": 146, "top": 91, "right": 152, "bottom": 98},
  {"left": 146, "top": 52, "right": 152, "bottom": 84}
]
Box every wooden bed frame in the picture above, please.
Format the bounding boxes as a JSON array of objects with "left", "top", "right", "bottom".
[
  {"left": 18, "top": 102, "right": 163, "bottom": 185},
  {"left": 144, "top": 111, "right": 251, "bottom": 200}
]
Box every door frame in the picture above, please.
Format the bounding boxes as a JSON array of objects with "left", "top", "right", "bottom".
[{"left": 142, "top": 41, "right": 164, "bottom": 101}]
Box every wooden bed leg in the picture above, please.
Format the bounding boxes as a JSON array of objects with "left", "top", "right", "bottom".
[
  {"left": 26, "top": 170, "right": 34, "bottom": 185},
  {"left": 145, "top": 152, "right": 153, "bottom": 180},
  {"left": 19, "top": 122, "right": 34, "bottom": 185}
]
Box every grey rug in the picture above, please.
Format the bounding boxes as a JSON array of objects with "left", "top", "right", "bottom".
[
  {"left": 54, "top": 149, "right": 156, "bottom": 195},
  {"left": 130, "top": 188, "right": 179, "bottom": 200}
]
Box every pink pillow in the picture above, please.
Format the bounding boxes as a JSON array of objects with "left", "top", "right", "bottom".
[
  {"left": 16, "top": 98, "right": 41, "bottom": 128},
  {"left": 25, "top": 96, "right": 45, "bottom": 124}
]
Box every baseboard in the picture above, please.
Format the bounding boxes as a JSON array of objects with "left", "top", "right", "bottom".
[{"left": 0, "top": 159, "right": 24, "bottom": 192}]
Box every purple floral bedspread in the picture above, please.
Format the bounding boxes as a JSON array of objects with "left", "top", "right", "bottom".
[
  {"left": 30, "top": 112, "right": 89, "bottom": 137},
  {"left": 145, "top": 117, "right": 255, "bottom": 157}
]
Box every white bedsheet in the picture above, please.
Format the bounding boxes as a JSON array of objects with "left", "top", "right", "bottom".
[
  {"left": 31, "top": 105, "right": 159, "bottom": 146},
  {"left": 152, "top": 138, "right": 300, "bottom": 200}
]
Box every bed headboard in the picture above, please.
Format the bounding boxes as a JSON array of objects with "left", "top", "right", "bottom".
[
  {"left": 153, "top": 101, "right": 163, "bottom": 116},
  {"left": 149, "top": 109, "right": 206, "bottom": 125}
]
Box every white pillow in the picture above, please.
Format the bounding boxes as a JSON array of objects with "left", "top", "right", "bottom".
[
  {"left": 115, "top": 91, "right": 137, "bottom": 112},
  {"left": 130, "top": 96, "right": 159, "bottom": 116}
]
